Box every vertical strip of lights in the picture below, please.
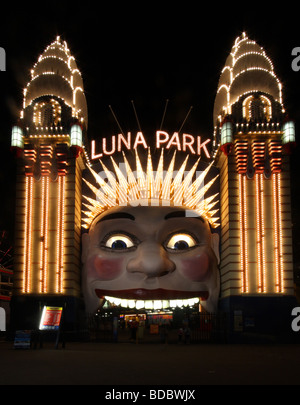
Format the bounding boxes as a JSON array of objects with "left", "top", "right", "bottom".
[
  {"left": 23, "top": 176, "right": 29, "bottom": 293},
  {"left": 242, "top": 174, "right": 248, "bottom": 292},
  {"left": 60, "top": 175, "right": 65, "bottom": 293},
  {"left": 39, "top": 145, "right": 52, "bottom": 294},
  {"left": 55, "top": 144, "right": 68, "bottom": 294},
  {"left": 260, "top": 173, "right": 266, "bottom": 292},
  {"left": 239, "top": 173, "right": 248, "bottom": 292},
  {"left": 56, "top": 175, "right": 65, "bottom": 293},
  {"left": 277, "top": 172, "right": 284, "bottom": 292},
  {"left": 273, "top": 172, "right": 284, "bottom": 292},
  {"left": 39, "top": 176, "right": 45, "bottom": 293},
  {"left": 269, "top": 140, "right": 283, "bottom": 293},
  {"left": 56, "top": 176, "right": 61, "bottom": 293},
  {"left": 235, "top": 140, "right": 248, "bottom": 293},
  {"left": 255, "top": 173, "right": 262, "bottom": 292},
  {"left": 40, "top": 176, "right": 49, "bottom": 293},
  {"left": 255, "top": 173, "right": 266, "bottom": 293},
  {"left": 44, "top": 175, "right": 49, "bottom": 293},
  {"left": 239, "top": 173, "right": 245, "bottom": 292},
  {"left": 252, "top": 141, "right": 266, "bottom": 293},
  {"left": 23, "top": 175, "right": 33, "bottom": 293}
]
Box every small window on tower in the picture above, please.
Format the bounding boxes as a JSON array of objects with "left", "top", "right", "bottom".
[
  {"left": 33, "top": 99, "right": 61, "bottom": 127},
  {"left": 243, "top": 95, "right": 272, "bottom": 122}
]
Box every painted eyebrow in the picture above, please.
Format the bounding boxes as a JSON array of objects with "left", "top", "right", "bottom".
[
  {"left": 164, "top": 211, "right": 204, "bottom": 222},
  {"left": 97, "top": 212, "right": 135, "bottom": 222}
]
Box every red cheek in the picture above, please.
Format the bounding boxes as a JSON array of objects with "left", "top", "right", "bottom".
[
  {"left": 86, "top": 255, "right": 124, "bottom": 280},
  {"left": 180, "top": 253, "right": 210, "bottom": 281}
]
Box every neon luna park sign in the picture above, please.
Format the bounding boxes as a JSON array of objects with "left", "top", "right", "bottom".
[{"left": 90, "top": 131, "right": 211, "bottom": 160}]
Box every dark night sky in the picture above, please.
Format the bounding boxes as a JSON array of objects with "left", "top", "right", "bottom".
[{"left": 0, "top": 1, "right": 300, "bottom": 267}]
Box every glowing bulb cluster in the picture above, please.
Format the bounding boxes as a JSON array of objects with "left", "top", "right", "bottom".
[
  {"left": 82, "top": 149, "right": 220, "bottom": 229},
  {"left": 214, "top": 32, "right": 283, "bottom": 126}
]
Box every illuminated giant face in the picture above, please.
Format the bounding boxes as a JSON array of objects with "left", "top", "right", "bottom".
[{"left": 82, "top": 205, "right": 220, "bottom": 314}]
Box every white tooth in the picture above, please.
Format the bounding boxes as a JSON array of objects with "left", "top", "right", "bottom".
[
  {"left": 183, "top": 299, "right": 189, "bottom": 307},
  {"left": 136, "top": 300, "right": 145, "bottom": 309},
  {"left": 176, "top": 300, "right": 183, "bottom": 308},
  {"left": 162, "top": 300, "right": 169, "bottom": 309},
  {"left": 128, "top": 300, "right": 135, "bottom": 308},
  {"left": 145, "top": 300, "right": 153, "bottom": 309},
  {"left": 121, "top": 299, "right": 128, "bottom": 308},
  {"left": 170, "top": 300, "right": 177, "bottom": 308},
  {"left": 154, "top": 300, "right": 162, "bottom": 310}
]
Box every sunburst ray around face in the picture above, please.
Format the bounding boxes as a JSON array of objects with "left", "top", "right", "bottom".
[{"left": 82, "top": 149, "right": 219, "bottom": 229}]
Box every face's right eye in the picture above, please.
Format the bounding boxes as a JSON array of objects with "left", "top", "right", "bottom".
[
  {"left": 165, "top": 233, "right": 197, "bottom": 251},
  {"left": 103, "top": 234, "right": 135, "bottom": 251}
]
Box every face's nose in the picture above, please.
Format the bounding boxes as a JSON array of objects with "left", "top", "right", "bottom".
[{"left": 126, "top": 241, "right": 175, "bottom": 278}]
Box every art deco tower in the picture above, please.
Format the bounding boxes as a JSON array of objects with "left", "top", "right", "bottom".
[
  {"left": 10, "top": 37, "right": 89, "bottom": 330},
  {"left": 213, "top": 33, "right": 296, "bottom": 339}
]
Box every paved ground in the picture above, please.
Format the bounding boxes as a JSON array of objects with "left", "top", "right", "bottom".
[{"left": 1, "top": 340, "right": 300, "bottom": 388}]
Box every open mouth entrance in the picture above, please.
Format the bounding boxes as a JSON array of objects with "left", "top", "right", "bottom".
[
  {"left": 95, "top": 289, "right": 209, "bottom": 310},
  {"left": 90, "top": 296, "right": 207, "bottom": 343}
]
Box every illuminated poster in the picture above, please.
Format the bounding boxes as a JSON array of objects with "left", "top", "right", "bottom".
[{"left": 39, "top": 306, "right": 63, "bottom": 331}]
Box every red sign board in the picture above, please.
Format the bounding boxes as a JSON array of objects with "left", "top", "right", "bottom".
[{"left": 39, "top": 306, "right": 63, "bottom": 330}]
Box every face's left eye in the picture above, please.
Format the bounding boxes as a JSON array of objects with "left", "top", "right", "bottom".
[
  {"left": 104, "top": 234, "right": 135, "bottom": 250},
  {"left": 166, "top": 233, "right": 197, "bottom": 251}
]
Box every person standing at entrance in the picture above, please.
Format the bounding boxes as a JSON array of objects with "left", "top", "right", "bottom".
[
  {"left": 130, "top": 319, "right": 138, "bottom": 341},
  {"left": 178, "top": 327, "right": 183, "bottom": 344},
  {"left": 184, "top": 326, "right": 191, "bottom": 344},
  {"left": 137, "top": 320, "right": 145, "bottom": 343}
]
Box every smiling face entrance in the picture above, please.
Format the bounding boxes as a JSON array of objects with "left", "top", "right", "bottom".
[{"left": 82, "top": 205, "right": 220, "bottom": 314}]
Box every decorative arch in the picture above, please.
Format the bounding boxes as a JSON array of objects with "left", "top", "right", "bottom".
[
  {"left": 242, "top": 94, "right": 272, "bottom": 121},
  {"left": 33, "top": 98, "right": 61, "bottom": 127}
]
